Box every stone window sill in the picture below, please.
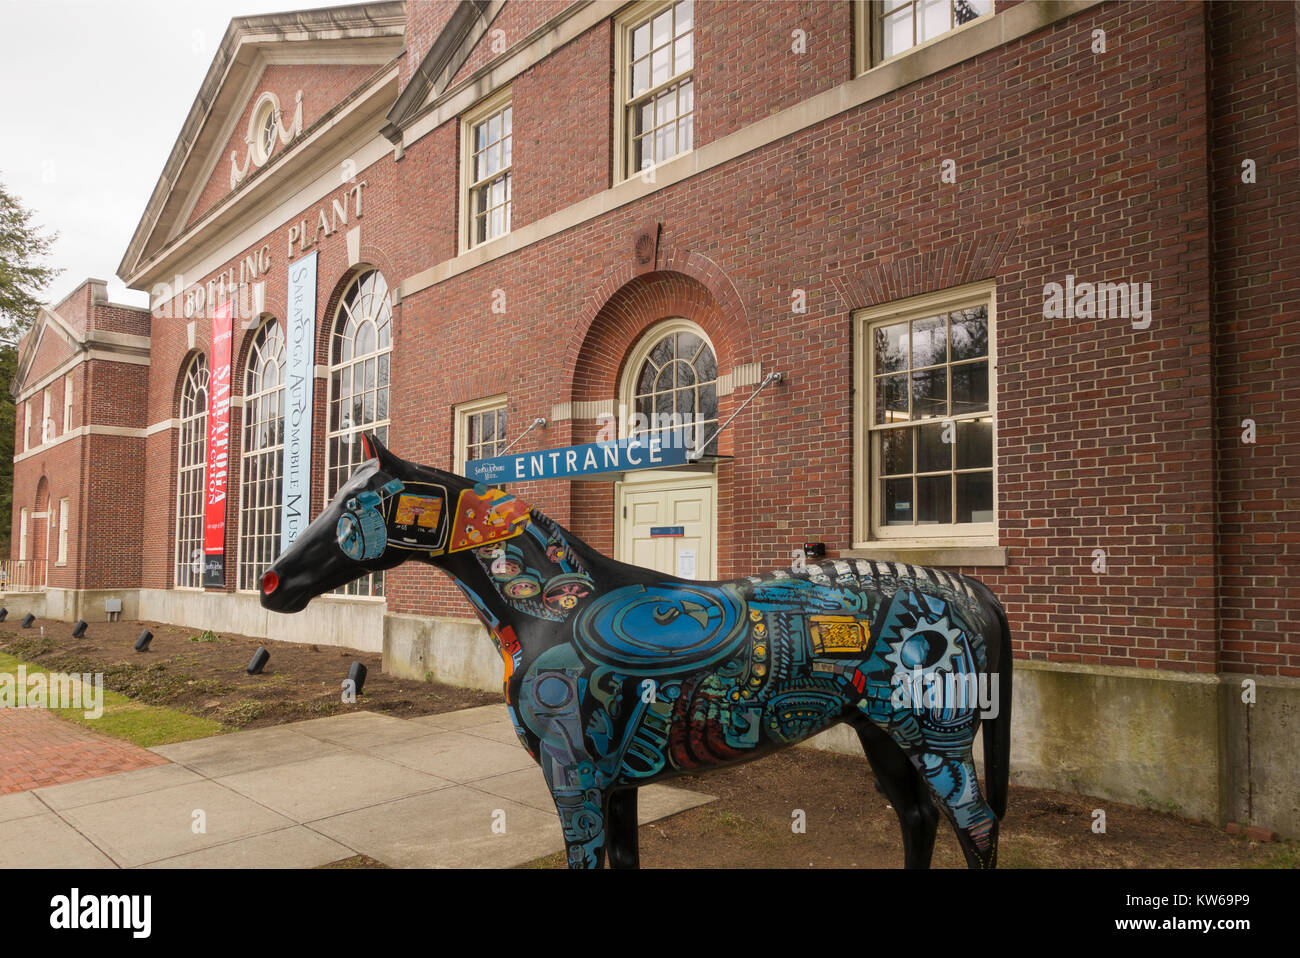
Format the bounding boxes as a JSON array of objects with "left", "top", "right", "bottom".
[{"left": 842, "top": 545, "right": 1007, "bottom": 568}]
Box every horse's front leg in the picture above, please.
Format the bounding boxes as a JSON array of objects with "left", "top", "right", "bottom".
[{"left": 550, "top": 783, "right": 609, "bottom": 869}]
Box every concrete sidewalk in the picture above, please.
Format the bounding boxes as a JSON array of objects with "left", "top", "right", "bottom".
[{"left": 0, "top": 705, "right": 713, "bottom": 868}]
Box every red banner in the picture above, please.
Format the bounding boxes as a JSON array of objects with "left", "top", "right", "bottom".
[{"left": 202, "top": 300, "right": 234, "bottom": 586}]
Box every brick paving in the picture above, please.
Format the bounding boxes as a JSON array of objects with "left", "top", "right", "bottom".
[{"left": 0, "top": 708, "right": 169, "bottom": 794}]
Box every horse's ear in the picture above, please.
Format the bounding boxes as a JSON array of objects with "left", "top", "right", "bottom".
[{"left": 360, "top": 432, "right": 396, "bottom": 469}]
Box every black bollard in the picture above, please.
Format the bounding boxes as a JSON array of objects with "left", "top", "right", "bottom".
[
  {"left": 72, "top": 620, "right": 88, "bottom": 638},
  {"left": 247, "top": 647, "right": 270, "bottom": 675},
  {"left": 135, "top": 630, "right": 153, "bottom": 652},
  {"left": 21, "top": 613, "right": 35, "bottom": 629},
  {"left": 346, "top": 661, "right": 367, "bottom": 696}
]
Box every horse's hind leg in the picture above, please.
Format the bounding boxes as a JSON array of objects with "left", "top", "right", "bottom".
[
  {"left": 605, "top": 788, "right": 640, "bottom": 869},
  {"left": 912, "top": 750, "right": 999, "bottom": 869},
  {"left": 853, "top": 720, "right": 938, "bottom": 869}
]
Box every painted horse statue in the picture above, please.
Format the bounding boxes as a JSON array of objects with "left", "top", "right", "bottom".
[{"left": 260, "top": 435, "right": 1013, "bottom": 869}]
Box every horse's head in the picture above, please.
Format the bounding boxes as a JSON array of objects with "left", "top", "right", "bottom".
[
  {"left": 259, "top": 433, "right": 409, "bottom": 612},
  {"left": 259, "top": 433, "right": 532, "bottom": 613}
]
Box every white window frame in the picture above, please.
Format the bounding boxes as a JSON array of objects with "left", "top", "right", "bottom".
[
  {"left": 22, "top": 403, "right": 29, "bottom": 452},
  {"left": 63, "top": 373, "right": 73, "bottom": 433},
  {"left": 175, "top": 354, "right": 210, "bottom": 590},
  {"left": 19, "top": 507, "right": 28, "bottom": 561},
  {"left": 325, "top": 269, "right": 393, "bottom": 598},
  {"left": 249, "top": 92, "right": 281, "bottom": 167},
  {"left": 454, "top": 395, "right": 509, "bottom": 475},
  {"left": 618, "top": 317, "right": 719, "bottom": 454},
  {"left": 460, "top": 86, "right": 513, "bottom": 253},
  {"left": 56, "top": 497, "right": 69, "bottom": 566},
  {"left": 854, "top": 0, "right": 995, "bottom": 75},
  {"left": 852, "top": 280, "right": 997, "bottom": 548},
  {"left": 614, "top": 0, "right": 696, "bottom": 184},
  {"left": 42, "top": 386, "right": 53, "bottom": 443},
  {"left": 236, "top": 318, "right": 286, "bottom": 593}
]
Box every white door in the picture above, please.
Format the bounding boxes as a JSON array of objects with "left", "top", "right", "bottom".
[{"left": 615, "top": 474, "right": 715, "bottom": 580}]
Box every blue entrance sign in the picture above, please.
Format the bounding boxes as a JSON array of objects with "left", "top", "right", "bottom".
[
  {"left": 466, "top": 428, "right": 699, "bottom": 484},
  {"left": 650, "top": 526, "right": 685, "bottom": 537}
]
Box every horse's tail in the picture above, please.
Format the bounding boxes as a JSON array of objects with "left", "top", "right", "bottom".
[{"left": 982, "top": 592, "right": 1013, "bottom": 821}]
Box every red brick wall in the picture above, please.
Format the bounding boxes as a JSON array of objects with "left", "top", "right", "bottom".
[
  {"left": 1208, "top": 0, "right": 1300, "bottom": 677},
  {"left": 10, "top": 337, "right": 147, "bottom": 590},
  {"left": 89, "top": 305, "right": 150, "bottom": 338},
  {"left": 447, "top": 0, "right": 575, "bottom": 89},
  {"left": 62, "top": 0, "right": 1293, "bottom": 682},
  {"left": 22, "top": 329, "right": 74, "bottom": 405},
  {"left": 693, "top": 0, "right": 852, "bottom": 145},
  {"left": 511, "top": 19, "right": 613, "bottom": 226},
  {"left": 401, "top": 0, "right": 460, "bottom": 92},
  {"left": 374, "top": 0, "right": 1225, "bottom": 674}
]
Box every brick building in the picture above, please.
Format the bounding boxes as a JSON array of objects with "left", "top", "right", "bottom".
[{"left": 9, "top": 0, "right": 1299, "bottom": 835}]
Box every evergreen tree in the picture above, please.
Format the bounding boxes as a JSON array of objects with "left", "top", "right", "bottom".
[{"left": 0, "top": 179, "right": 61, "bottom": 555}]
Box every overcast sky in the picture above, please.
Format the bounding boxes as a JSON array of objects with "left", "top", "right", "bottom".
[{"left": 0, "top": 0, "right": 359, "bottom": 310}]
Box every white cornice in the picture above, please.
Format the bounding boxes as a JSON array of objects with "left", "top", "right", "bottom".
[
  {"left": 13, "top": 425, "right": 149, "bottom": 464},
  {"left": 15, "top": 347, "right": 151, "bottom": 405}
]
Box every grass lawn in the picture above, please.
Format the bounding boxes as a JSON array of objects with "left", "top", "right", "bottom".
[{"left": 0, "top": 651, "right": 223, "bottom": 748}]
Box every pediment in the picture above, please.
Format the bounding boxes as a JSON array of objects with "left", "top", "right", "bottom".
[
  {"left": 12, "top": 308, "right": 81, "bottom": 399},
  {"left": 118, "top": 2, "right": 405, "bottom": 287}
]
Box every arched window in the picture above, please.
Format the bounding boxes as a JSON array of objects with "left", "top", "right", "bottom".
[
  {"left": 326, "top": 269, "right": 392, "bottom": 596},
  {"left": 623, "top": 319, "right": 719, "bottom": 456},
  {"left": 237, "top": 319, "right": 286, "bottom": 591},
  {"left": 175, "top": 354, "right": 209, "bottom": 588}
]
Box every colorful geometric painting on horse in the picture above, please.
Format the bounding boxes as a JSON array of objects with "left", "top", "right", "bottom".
[{"left": 260, "top": 434, "right": 1013, "bottom": 869}]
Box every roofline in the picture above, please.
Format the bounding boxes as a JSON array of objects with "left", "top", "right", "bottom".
[
  {"left": 117, "top": 1, "right": 405, "bottom": 285},
  {"left": 382, "top": 0, "right": 500, "bottom": 144}
]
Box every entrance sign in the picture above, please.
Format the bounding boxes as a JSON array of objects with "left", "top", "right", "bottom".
[
  {"left": 466, "top": 428, "right": 699, "bottom": 484},
  {"left": 202, "top": 300, "right": 234, "bottom": 586},
  {"left": 282, "top": 251, "right": 317, "bottom": 550}
]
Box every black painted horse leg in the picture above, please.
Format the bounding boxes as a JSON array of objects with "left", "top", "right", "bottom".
[
  {"left": 605, "top": 788, "right": 641, "bottom": 869},
  {"left": 853, "top": 720, "right": 939, "bottom": 869}
]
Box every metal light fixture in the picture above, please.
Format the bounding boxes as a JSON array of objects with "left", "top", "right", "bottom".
[
  {"left": 72, "top": 620, "right": 88, "bottom": 638},
  {"left": 247, "top": 647, "right": 270, "bottom": 675},
  {"left": 135, "top": 630, "right": 153, "bottom": 652},
  {"left": 21, "top": 613, "right": 35, "bottom": 629},
  {"left": 346, "top": 661, "right": 367, "bottom": 696}
]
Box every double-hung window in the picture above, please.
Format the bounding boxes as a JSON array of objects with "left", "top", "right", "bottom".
[
  {"left": 857, "top": 0, "right": 993, "bottom": 71},
  {"left": 617, "top": 0, "right": 695, "bottom": 180},
  {"left": 455, "top": 396, "right": 508, "bottom": 475},
  {"left": 855, "top": 283, "right": 996, "bottom": 545},
  {"left": 462, "top": 89, "right": 512, "bottom": 251}
]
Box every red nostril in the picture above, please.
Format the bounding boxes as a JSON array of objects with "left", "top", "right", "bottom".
[{"left": 261, "top": 572, "right": 279, "bottom": 595}]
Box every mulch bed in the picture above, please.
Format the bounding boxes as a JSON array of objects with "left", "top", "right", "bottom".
[{"left": 0, "top": 616, "right": 497, "bottom": 731}]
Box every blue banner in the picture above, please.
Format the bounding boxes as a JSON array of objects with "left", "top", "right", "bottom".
[
  {"left": 466, "top": 428, "right": 700, "bottom": 484},
  {"left": 281, "top": 251, "right": 317, "bottom": 551}
]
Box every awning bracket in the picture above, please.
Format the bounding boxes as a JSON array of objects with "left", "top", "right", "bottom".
[
  {"left": 500, "top": 417, "right": 547, "bottom": 456},
  {"left": 687, "top": 371, "right": 783, "bottom": 462}
]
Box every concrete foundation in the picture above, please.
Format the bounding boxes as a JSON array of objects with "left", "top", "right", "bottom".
[
  {"left": 806, "top": 661, "right": 1300, "bottom": 839},
  {"left": 135, "top": 589, "right": 387, "bottom": 652},
  {"left": 382, "top": 613, "right": 499, "bottom": 692}
]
